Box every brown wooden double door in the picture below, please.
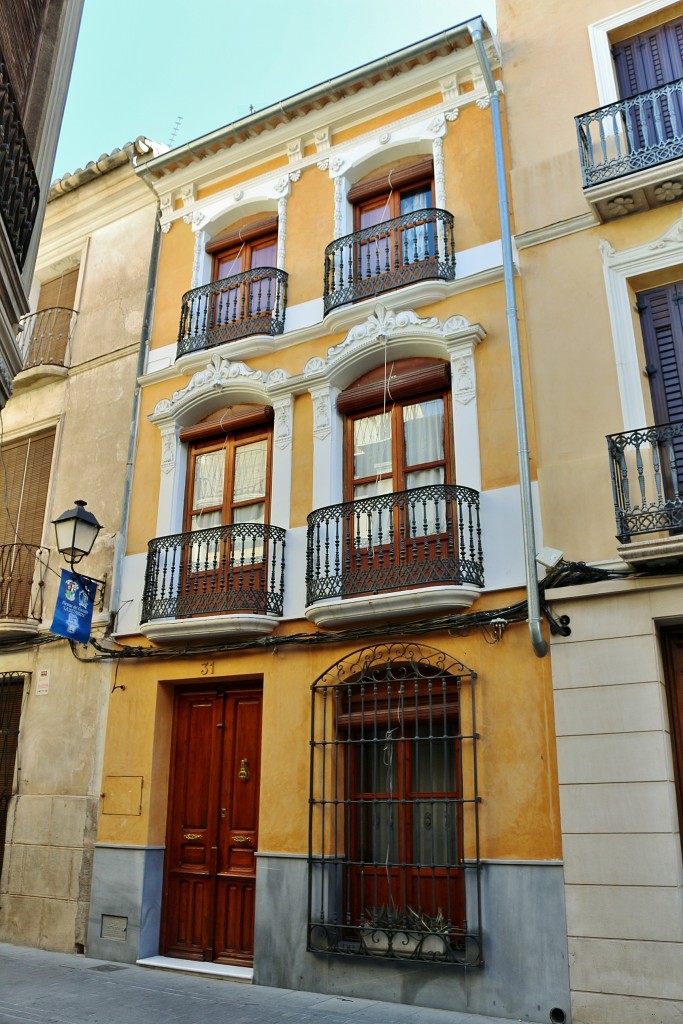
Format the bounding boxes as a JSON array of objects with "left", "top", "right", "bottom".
[{"left": 162, "top": 685, "right": 262, "bottom": 964}]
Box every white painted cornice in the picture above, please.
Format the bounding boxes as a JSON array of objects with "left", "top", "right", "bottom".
[{"left": 141, "top": 45, "right": 497, "bottom": 204}]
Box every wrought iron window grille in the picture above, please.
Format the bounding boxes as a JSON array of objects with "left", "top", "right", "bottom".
[
  {"left": 576, "top": 79, "right": 683, "bottom": 188},
  {"left": 323, "top": 208, "right": 456, "bottom": 315},
  {"left": 607, "top": 421, "right": 683, "bottom": 541},
  {"left": 307, "top": 642, "right": 482, "bottom": 967},
  {"left": 141, "top": 522, "right": 286, "bottom": 622},
  {"left": 176, "top": 267, "right": 288, "bottom": 359}
]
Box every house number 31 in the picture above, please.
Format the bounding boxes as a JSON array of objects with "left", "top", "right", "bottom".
[{"left": 200, "top": 661, "right": 215, "bottom": 676}]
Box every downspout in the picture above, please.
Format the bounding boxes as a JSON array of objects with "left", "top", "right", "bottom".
[
  {"left": 106, "top": 205, "right": 162, "bottom": 629},
  {"left": 468, "top": 19, "right": 548, "bottom": 657}
]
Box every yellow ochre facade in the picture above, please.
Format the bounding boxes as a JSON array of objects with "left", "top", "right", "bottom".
[{"left": 86, "top": 20, "right": 572, "bottom": 1024}]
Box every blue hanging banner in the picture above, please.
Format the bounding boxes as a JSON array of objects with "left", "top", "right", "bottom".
[{"left": 50, "top": 570, "right": 97, "bottom": 643}]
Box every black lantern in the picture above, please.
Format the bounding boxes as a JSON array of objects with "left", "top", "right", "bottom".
[{"left": 53, "top": 499, "right": 102, "bottom": 568}]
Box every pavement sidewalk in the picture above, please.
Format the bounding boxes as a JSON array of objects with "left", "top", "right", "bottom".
[{"left": 0, "top": 942, "right": 520, "bottom": 1024}]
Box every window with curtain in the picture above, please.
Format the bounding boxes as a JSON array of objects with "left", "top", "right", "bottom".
[
  {"left": 350, "top": 160, "right": 436, "bottom": 284},
  {"left": 206, "top": 219, "right": 278, "bottom": 327},
  {"left": 183, "top": 409, "right": 272, "bottom": 567}
]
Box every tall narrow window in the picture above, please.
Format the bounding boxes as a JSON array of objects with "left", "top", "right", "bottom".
[
  {"left": 308, "top": 644, "right": 482, "bottom": 966},
  {"left": 21, "top": 268, "right": 79, "bottom": 368},
  {"left": 204, "top": 219, "right": 279, "bottom": 343},
  {"left": 0, "top": 430, "right": 54, "bottom": 618},
  {"left": 177, "top": 408, "right": 274, "bottom": 616}
]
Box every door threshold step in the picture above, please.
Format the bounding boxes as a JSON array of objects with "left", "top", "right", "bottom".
[{"left": 136, "top": 955, "right": 253, "bottom": 983}]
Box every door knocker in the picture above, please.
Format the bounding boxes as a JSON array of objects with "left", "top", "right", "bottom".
[{"left": 238, "top": 758, "right": 250, "bottom": 781}]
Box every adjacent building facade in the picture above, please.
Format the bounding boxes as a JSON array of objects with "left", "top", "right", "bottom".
[
  {"left": 85, "top": 20, "right": 573, "bottom": 1024},
  {"left": 500, "top": 0, "right": 683, "bottom": 1020},
  {"left": 0, "top": 139, "right": 159, "bottom": 953},
  {"left": 0, "top": 0, "right": 83, "bottom": 406}
]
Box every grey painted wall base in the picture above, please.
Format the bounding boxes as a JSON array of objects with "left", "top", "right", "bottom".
[
  {"left": 253, "top": 855, "right": 571, "bottom": 1024},
  {"left": 87, "top": 845, "right": 164, "bottom": 963}
]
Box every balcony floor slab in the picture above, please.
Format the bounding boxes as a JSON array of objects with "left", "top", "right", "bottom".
[
  {"left": 140, "top": 613, "right": 280, "bottom": 644},
  {"left": 305, "top": 584, "right": 481, "bottom": 630}
]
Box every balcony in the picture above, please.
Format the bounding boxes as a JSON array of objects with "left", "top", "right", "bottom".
[
  {"left": 140, "top": 522, "right": 286, "bottom": 642},
  {"left": 15, "top": 307, "right": 78, "bottom": 385},
  {"left": 607, "top": 421, "right": 683, "bottom": 566},
  {"left": 0, "top": 57, "right": 40, "bottom": 271},
  {"left": 176, "top": 267, "right": 287, "bottom": 359},
  {"left": 323, "top": 209, "right": 456, "bottom": 316},
  {"left": 0, "top": 543, "right": 49, "bottom": 636},
  {"left": 306, "top": 484, "right": 483, "bottom": 628},
  {"left": 576, "top": 80, "right": 683, "bottom": 221}
]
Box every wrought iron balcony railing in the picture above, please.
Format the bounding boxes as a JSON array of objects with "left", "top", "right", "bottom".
[
  {"left": 177, "top": 267, "right": 288, "bottom": 358},
  {"left": 323, "top": 208, "right": 456, "bottom": 315},
  {"left": 607, "top": 421, "right": 683, "bottom": 542},
  {"left": 306, "top": 483, "right": 483, "bottom": 606},
  {"left": 141, "top": 522, "right": 286, "bottom": 622},
  {"left": 0, "top": 543, "right": 48, "bottom": 621},
  {"left": 0, "top": 57, "right": 40, "bottom": 270},
  {"left": 17, "top": 307, "right": 77, "bottom": 370},
  {"left": 576, "top": 79, "right": 683, "bottom": 188}
]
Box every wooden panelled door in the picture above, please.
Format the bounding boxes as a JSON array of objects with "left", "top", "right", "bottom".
[{"left": 162, "top": 686, "right": 262, "bottom": 964}]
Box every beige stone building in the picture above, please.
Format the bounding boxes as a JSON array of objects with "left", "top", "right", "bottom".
[
  {"left": 0, "top": 139, "right": 159, "bottom": 952},
  {"left": 500, "top": 0, "right": 683, "bottom": 1020}
]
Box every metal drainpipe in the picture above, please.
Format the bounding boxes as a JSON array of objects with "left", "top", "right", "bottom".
[
  {"left": 468, "top": 19, "right": 548, "bottom": 657},
  {"left": 106, "top": 206, "right": 162, "bottom": 629}
]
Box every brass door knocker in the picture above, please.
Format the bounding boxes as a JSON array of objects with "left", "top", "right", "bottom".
[{"left": 238, "top": 758, "right": 250, "bottom": 781}]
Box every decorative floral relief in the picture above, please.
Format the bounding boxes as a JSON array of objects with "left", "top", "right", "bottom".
[
  {"left": 654, "top": 181, "right": 683, "bottom": 202},
  {"left": 379, "top": 132, "right": 391, "bottom": 145},
  {"left": 330, "top": 156, "right": 345, "bottom": 174},
  {"left": 445, "top": 108, "right": 460, "bottom": 122},
  {"left": 160, "top": 428, "right": 176, "bottom": 474},
  {"left": 443, "top": 314, "right": 474, "bottom": 334},
  {"left": 304, "top": 356, "right": 326, "bottom": 377},
  {"left": 606, "top": 195, "right": 636, "bottom": 216},
  {"left": 452, "top": 353, "right": 475, "bottom": 405},
  {"left": 287, "top": 139, "right": 303, "bottom": 163},
  {"left": 153, "top": 355, "right": 289, "bottom": 423},
  {"left": 273, "top": 398, "right": 293, "bottom": 450},
  {"left": 426, "top": 115, "right": 446, "bottom": 136},
  {"left": 312, "top": 390, "right": 332, "bottom": 440},
  {"left": 317, "top": 158, "right": 330, "bottom": 171}
]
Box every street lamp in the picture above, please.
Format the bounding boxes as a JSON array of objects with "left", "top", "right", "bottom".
[{"left": 52, "top": 499, "right": 102, "bottom": 569}]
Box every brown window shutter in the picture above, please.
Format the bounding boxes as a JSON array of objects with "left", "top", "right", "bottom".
[
  {"left": 179, "top": 406, "right": 274, "bottom": 443},
  {"left": 0, "top": 430, "right": 55, "bottom": 547},
  {"left": 337, "top": 361, "right": 450, "bottom": 414},
  {"left": 206, "top": 217, "right": 279, "bottom": 255},
  {"left": 347, "top": 157, "right": 434, "bottom": 204},
  {"left": 37, "top": 268, "right": 79, "bottom": 311}
]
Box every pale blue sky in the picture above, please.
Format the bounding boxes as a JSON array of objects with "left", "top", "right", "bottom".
[{"left": 53, "top": 0, "right": 497, "bottom": 180}]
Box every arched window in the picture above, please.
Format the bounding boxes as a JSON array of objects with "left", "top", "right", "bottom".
[{"left": 308, "top": 643, "right": 482, "bottom": 966}]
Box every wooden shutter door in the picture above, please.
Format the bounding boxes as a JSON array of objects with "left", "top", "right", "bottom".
[
  {"left": 613, "top": 21, "right": 683, "bottom": 97},
  {"left": 0, "top": 430, "right": 54, "bottom": 617},
  {"left": 638, "top": 284, "right": 683, "bottom": 427}
]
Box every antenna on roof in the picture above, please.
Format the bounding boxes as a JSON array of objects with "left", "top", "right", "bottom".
[{"left": 168, "top": 115, "right": 184, "bottom": 148}]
